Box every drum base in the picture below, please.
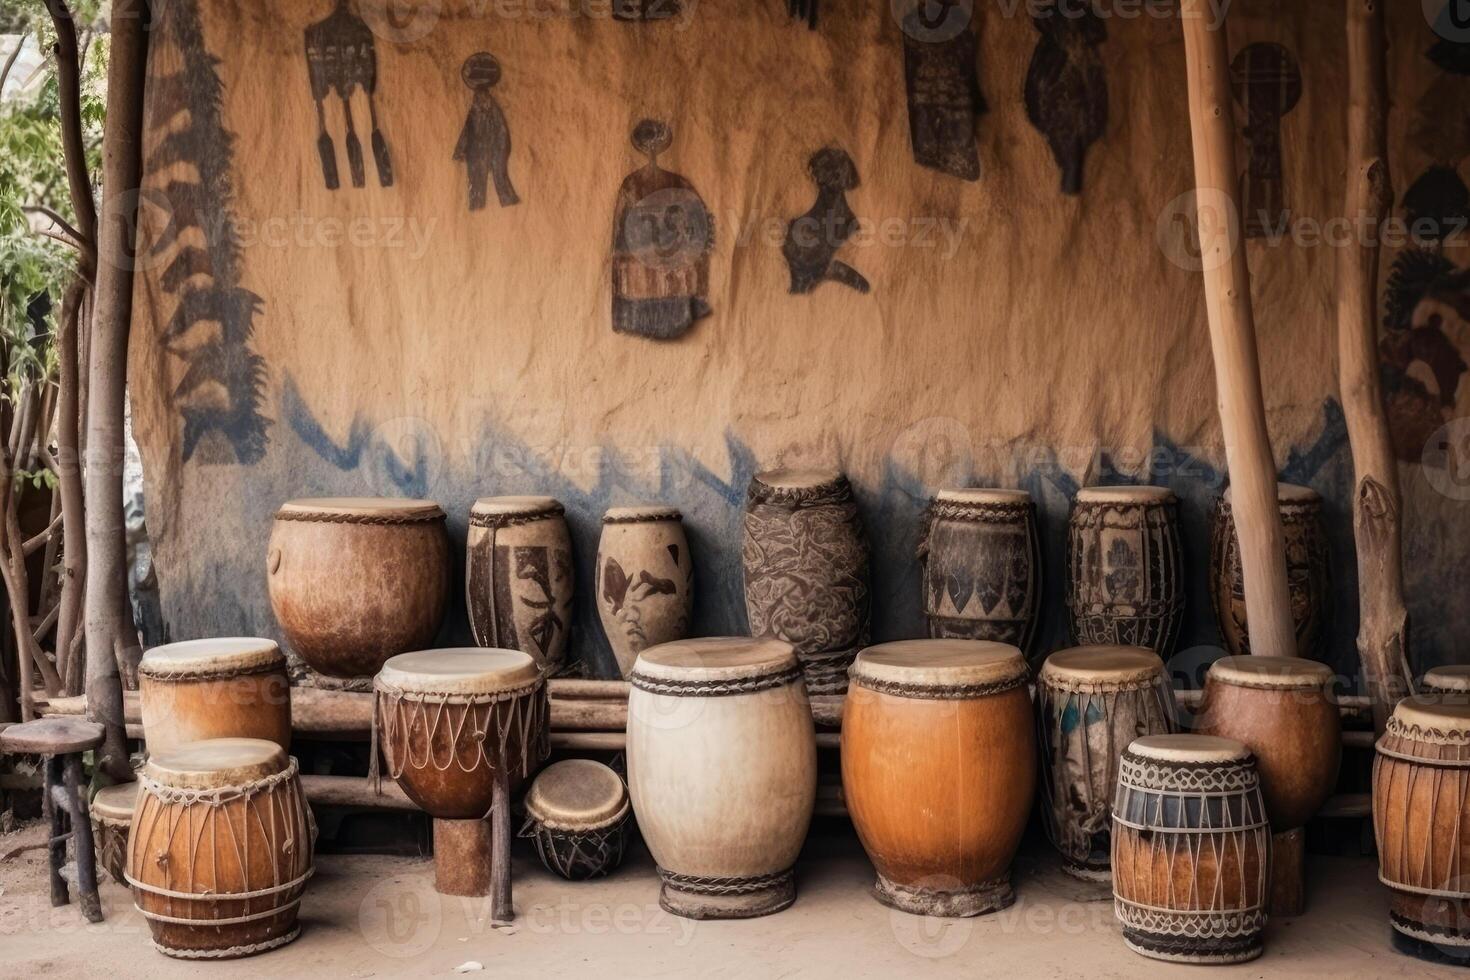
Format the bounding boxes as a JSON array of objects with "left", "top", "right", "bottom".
[
  {"left": 1121, "top": 928, "right": 1262, "bottom": 965},
  {"left": 1060, "top": 860, "right": 1111, "bottom": 885},
  {"left": 152, "top": 924, "right": 300, "bottom": 960},
  {"left": 1391, "top": 920, "right": 1470, "bottom": 966},
  {"left": 658, "top": 867, "right": 796, "bottom": 920},
  {"left": 874, "top": 873, "right": 1014, "bottom": 918},
  {"left": 433, "top": 818, "right": 494, "bottom": 897}
]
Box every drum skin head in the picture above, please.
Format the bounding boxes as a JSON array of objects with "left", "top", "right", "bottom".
[
  {"left": 1222, "top": 482, "right": 1320, "bottom": 506},
  {"left": 633, "top": 637, "right": 797, "bottom": 683},
  {"left": 91, "top": 781, "right": 141, "bottom": 820},
  {"left": 276, "top": 497, "right": 444, "bottom": 520},
  {"left": 934, "top": 488, "right": 1030, "bottom": 506},
  {"left": 1128, "top": 733, "right": 1250, "bottom": 765},
  {"left": 1393, "top": 695, "right": 1470, "bottom": 734},
  {"left": 851, "top": 639, "right": 1027, "bottom": 689},
  {"left": 1075, "top": 485, "right": 1175, "bottom": 505},
  {"left": 602, "top": 504, "right": 682, "bottom": 522},
  {"left": 753, "top": 468, "right": 842, "bottom": 490},
  {"left": 1208, "top": 655, "right": 1332, "bottom": 690},
  {"left": 140, "top": 637, "right": 284, "bottom": 677},
  {"left": 377, "top": 648, "right": 540, "bottom": 695},
  {"left": 145, "top": 737, "right": 287, "bottom": 788},
  {"left": 1424, "top": 665, "right": 1470, "bottom": 693},
  {"left": 471, "top": 495, "right": 561, "bottom": 517},
  {"left": 524, "top": 759, "right": 628, "bottom": 830},
  {"left": 1041, "top": 646, "right": 1163, "bottom": 686}
]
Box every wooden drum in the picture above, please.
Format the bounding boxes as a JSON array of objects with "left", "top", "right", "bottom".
[
  {"left": 139, "top": 637, "right": 291, "bottom": 756},
  {"left": 90, "top": 782, "right": 138, "bottom": 885},
  {"left": 842, "top": 639, "right": 1035, "bottom": 916},
  {"left": 374, "top": 648, "right": 548, "bottom": 907},
  {"left": 268, "top": 498, "right": 451, "bottom": 677},
  {"left": 1112, "top": 734, "right": 1269, "bottom": 964},
  {"left": 1374, "top": 696, "right": 1470, "bottom": 961},
  {"left": 467, "top": 496, "right": 574, "bottom": 671},
  {"left": 128, "top": 738, "right": 313, "bottom": 959},
  {"left": 519, "top": 758, "right": 631, "bottom": 880},
  {"left": 918, "top": 489, "right": 1042, "bottom": 653},
  {"left": 1067, "top": 486, "right": 1184, "bottom": 657},
  {"left": 1037, "top": 646, "right": 1176, "bottom": 882},
  {"left": 627, "top": 637, "right": 816, "bottom": 919}
]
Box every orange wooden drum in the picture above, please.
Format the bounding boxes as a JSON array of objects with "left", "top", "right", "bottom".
[
  {"left": 842, "top": 639, "right": 1035, "bottom": 916},
  {"left": 139, "top": 638, "right": 291, "bottom": 756},
  {"left": 128, "top": 738, "right": 313, "bottom": 959}
]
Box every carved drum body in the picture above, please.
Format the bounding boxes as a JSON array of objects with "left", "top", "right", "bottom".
[
  {"left": 466, "top": 496, "right": 574, "bottom": 671},
  {"left": 519, "top": 758, "right": 631, "bottom": 881},
  {"left": 842, "top": 640, "right": 1036, "bottom": 916},
  {"left": 595, "top": 506, "right": 694, "bottom": 678},
  {"left": 138, "top": 637, "right": 291, "bottom": 756},
  {"left": 1112, "top": 735, "right": 1269, "bottom": 964},
  {"left": 91, "top": 782, "right": 138, "bottom": 885},
  {"left": 268, "top": 498, "right": 451, "bottom": 678},
  {"left": 1067, "top": 486, "right": 1184, "bottom": 657},
  {"left": 1210, "top": 484, "right": 1331, "bottom": 658},
  {"left": 627, "top": 638, "right": 817, "bottom": 919},
  {"left": 128, "top": 738, "right": 313, "bottom": 959},
  {"left": 920, "top": 489, "right": 1041, "bottom": 653},
  {"left": 743, "top": 469, "right": 871, "bottom": 695},
  {"left": 1036, "top": 646, "right": 1176, "bottom": 881}
]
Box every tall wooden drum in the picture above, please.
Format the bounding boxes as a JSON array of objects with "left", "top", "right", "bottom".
[
  {"left": 1112, "top": 734, "right": 1269, "bottom": 964},
  {"left": 128, "top": 738, "right": 313, "bottom": 959},
  {"left": 1374, "top": 696, "right": 1470, "bottom": 962},
  {"left": 842, "top": 639, "right": 1035, "bottom": 916},
  {"left": 466, "top": 496, "right": 574, "bottom": 671},
  {"left": 627, "top": 637, "right": 816, "bottom": 919},
  {"left": 268, "top": 498, "right": 450, "bottom": 677},
  {"left": 139, "top": 637, "right": 291, "bottom": 756},
  {"left": 1422, "top": 665, "right": 1470, "bottom": 698},
  {"left": 1067, "top": 486, "right": 1184, "bottom": 657},
  {"left": 1036, "top": 646, "right": 1176, "bottom": 882},
  {"left": 596, "top": 506, "right": 694, "bottom": 678},
  {"left": 743, "top": 469, "right": 871, "bottom": 695},
  {"left": 374, "top": 648, "right": 548, "bottom": 913},
  {"left": 1209, "top": 484, "right": 1331, "bottom": 658},
  {"left": 918, "top": 489, "right": 1041, "bottom": 653}
]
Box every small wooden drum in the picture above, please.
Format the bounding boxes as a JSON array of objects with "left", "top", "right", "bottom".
[
  {"left": 918, "top": 489, "right": 1042, "bottom": 653},
  {"left": 1112, "top": 734, "right": 1269, "bottom": 964},
  {"left": 268, "top": 497, "right": 451, "bottom": 677},
  {"left": 1067, "top": 486, "right": 1184, "bottom": 657},
  {"left": 128, "top": 738, "right": 313, "bottom": 959},
  {"left": 519, "top": 758, "right": 631, "bottom": 880},
  {"left": 1422, "top": 664, "right": 1470, "bottom": 697},
  {"left": 1374, "top": 696, "right": 1470, "bottom": 961},
  {"left": 1037, "top": 645, "right": 1176, "bottom": 882},
  {"left": 628, "top": 637, "right": 816, "bottom": 919},
  {"left": 90, "top": 781, "right": 138, "bottom": 885},
  {"left": 842, "top": 639, "right": 1035, "bottom": 916},
  {"left": 374, "top": 648, "right": 548, "bottom": 911},
  {"left": 467, "top": 496, "right": 574, "bottom": 671},
  {"left": 139, "top": 637, "right": 291, "bottom": 756}
]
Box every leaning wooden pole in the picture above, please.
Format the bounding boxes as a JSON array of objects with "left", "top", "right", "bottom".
[
  {"left": 1179, "top": 1, "right": 1297, "bottom": 659},
  {"left": 1337, "top": 0, "right": 1414, "bottom": 733},
  {"left": 85, "top": 0, "right": 149, "bottom": 780}
]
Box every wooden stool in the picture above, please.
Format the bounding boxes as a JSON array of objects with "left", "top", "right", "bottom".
[{"left": 0, "top": 717, "right": 107, "bottom": 923}]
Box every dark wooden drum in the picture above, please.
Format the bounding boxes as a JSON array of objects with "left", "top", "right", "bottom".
[{"left": 519, "top": 759, "right": 631, "bottom": 880}]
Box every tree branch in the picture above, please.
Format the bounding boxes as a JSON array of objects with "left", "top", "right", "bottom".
[{"left": 40, "top": 0, "right": 98, "bottom": 278}]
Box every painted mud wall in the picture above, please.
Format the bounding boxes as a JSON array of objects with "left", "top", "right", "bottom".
[{"left": 128, "top": 0, "right": 1470, "bottom": 682}]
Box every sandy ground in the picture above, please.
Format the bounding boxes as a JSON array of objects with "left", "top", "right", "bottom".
[{"left": 0, "top": 820, "right": 1454, "bottom": 979}]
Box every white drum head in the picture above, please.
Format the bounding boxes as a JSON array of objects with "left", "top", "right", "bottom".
[
  {"left": 145, "top": 737, "right": 287, "bottom": 789},
  {"left": 603, "top": 504, "right": 682, "bottom": 523},
  {"left": 1075, "top": 485, "right": 1175, "bottom": 505},
  {"left": 139, "top": 636, "right": 284, "bottom": 678},
  {"left": 377, "top": 648, "right": 540, "bottom": 695},
  {"left": 91, "top": 782, "right": 140, "bottom": 821},
  {"left": 632, "top": 637, "right": 797, "bottom": 684},
  {"left": 1392, "top": 695, "right": 1470, "bottom": 735},
  {"left": 524, "top": 759, "right": 628, "bottom": 830},
  {"left": 851, "top": 639, "right": 1027, "bottom": 690},
  {"left": 935, "top": 488, "right": 1030, "bottom": 506},
  {"left": 471, "top": 496, "right": 562, "bottom": 518},
  {"left": 276, "top": 497, "right": 444, "bottom": 521},
  {"left": 1128, "top": 733, "right": 1249, "bottom": 764},
  {"left": 1424, "top": 665, "right": 1470, "bottom": 693},
  {"left": 1208, "top": 655, "right": 1333, "bottom": 690},
  {"left": 753, "top": 468, "right": 841, "bottom": 490},
  {"left": 1041, "top": 646, "right": 1164, "bottom": 688}
]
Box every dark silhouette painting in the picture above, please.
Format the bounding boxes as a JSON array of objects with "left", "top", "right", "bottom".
[
  {"left": 305, "top": 0, "right": 393, "bottom": 190},
  {"left": 789, "top": 0, "right": 817, "bottom": 30},
  {"left": 610, "top": 120, "right": 714, "bottom": 340},
  {"left": 454, "top": 52, "right": 518, "bottom": 210},
  {"left": 1403, "top": 165, "right": 1469, "bottom": 241},
  {"left": 614, "top": 0, "right": 681, "bottom": 21},
  {"left": 1024, "top": 0, "right": 1107, "bottom": 195},
  {"left": 1230, "top": 42, "right": 1302, "bottom": 238},
  {"left": 783, "top": 147, "right": 870, "bottom": 295},
  {"left": 901, "top": 0, "right": 985, "bottom": 181}
]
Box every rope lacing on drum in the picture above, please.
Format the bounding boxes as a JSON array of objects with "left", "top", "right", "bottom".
[
  {"left": 628, "top": 665, "right": 804, "bottom": 698},
  {"left": 657, "top": 867, "right": 794, "bottom": 896}
]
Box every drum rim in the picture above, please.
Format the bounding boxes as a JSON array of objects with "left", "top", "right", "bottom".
[
  {"left": 1074, "top": 485, "right": 1176, "bottom": 505},
  {"left": 602, "top": 503, "right": 683, "bottom": 523},
  {"left": 523, "top": 760, "right": 630, "bottom": 830},
  {"left": 850, "top": 639, "right": 1027, "bottom": 693},
  {"left": 630, "top": 637, "right": 799, "bottom": 685},
  {"left": 1422, "top": 665, "right": 1470, "bottom": 693},
  {"left": 1206, "top": 655, "right": 1334, "bottom": 691},
  {"left": 139, "top": 637, "right": 285, "bottom": 679},
  {"left": 933, "top": 487, "right": 1031, "bottom": 506},
  {"left": 747, "top": 469, "right": 851, "bottom": 507},
  {"left": 1221, "top": 482, "right": 1321, "bottom": 506},
  {"left": 275, "top": 497, "right": 445, "bottom": 523},
  {"left": 1387, "top": 694, "right": 1470, "bottom": 737},
  {"left": 91, "top": 781, "right": 140, "bottom": 820},
  {"left": 1126, "top": 733, "right": 1251, "bottom": 765},
  {"left": 469, "top": 495, "right": 565, "bottom": 523},
  {"left": 144, "top": 737, "right": 289, "bottom": 789},
  {"left": 376, "top": 647, "right": 542, "bottom": 695},
  {"left": 1040, "top": 646, "right": 1164, "bottom": 688}
]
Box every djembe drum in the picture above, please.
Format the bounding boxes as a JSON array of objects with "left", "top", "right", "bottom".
[
  {"left": 842, "top": 639, "right": 1035, "bottom": 916},
  {"left": 1037, "top": 646, "right": 1177, "bottom": 882},
  {"left": 1195, "top": 655, "right": 1339, "bottom": 916},
  {"left": 138, "top": 637, "right": 291, "bottom": 756},
  {"left": 466, "top": 496, "right": 574, "bottom": 671},
  {"left": 627, "top": 637, "right": 816, "bottom": 919},
  {"left": 373, "top": 648, "right": 548, "bottom": 918},
  {"left": 90, "top": 782, "right": 138, "bottom": 885},
  {"left": 596, "top": 506, "right": 694, "bottom": 678},
  {"left": 1112, "top": 734, "right": 1269, "bottom": 964},
  {"left": 1374, "top": 696, "right": 1470, "bottom": 962},
  {"left": 268, "top": 498, "right": 451, "bottom": 677},
  {"left": 128, "top": 738, "right": 314, "bottom": 959},
  {"left": 1423, "top": 664, "right": 1470, "bottom": 698},
  {"left": 519, "top": 758, "right": 631, "bottom": 880},
  {"left": 1067, "top": 486, "right": 1184, "bottom": 657},
  {"left": 918, "top": 489, "right": 1042, "bottom": 653}
]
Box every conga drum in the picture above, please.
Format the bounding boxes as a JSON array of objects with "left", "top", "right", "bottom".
[
  {"left": 1112, "top": 734, "right": 1269, "bottom": 964},
  {"left": 743, "top": 469, "right": 870, "bottom": 695},
  {"left": 1209, "top": 484, "right": 1331, "bottom": 658},
  {"left": 1067, "top": 486, "right": 1184, "bottom": 657},
  {"left": 842, "top": 639, "right": 1035, "bottom": 916},
  {"left": 627, "top": 637, "right": 816, "bottom": 919},
  {"left": 90, "top": 782, "right": 138, "bottom": 885},
  {"left": 918, "top": 489, "right": 1042, "bottom": 653},
  {"left": 268, "top": 498, "right": 450, "bottom": 677},
  {"left": 1195, "top": 655, "right": 1339, "bottom": 915},
  {"left": 374, "top": 648, "right": 548, "bottom": 917},
  {"left": 466, "top": 496, "right": 574, "bottom": 671},
  {"left": 128, "top": 738, "right": 313, "bottom": 959},
  {"left": 1422, "top": 664, "right": 1470, "bottom": 698},
  {"left": 138, "top": 637, "right": 291, "bottom": 756},
  {"left": 1036, "top": 646, "right": 1177, "bottom": 882},
  {"left": 1374, "top": 696, "right": 1470, "bottom": 962},
  {"left": 519, "top": 758, "right": 631, "bottom": 880}
]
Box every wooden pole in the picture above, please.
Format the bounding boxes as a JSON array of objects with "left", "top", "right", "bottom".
[
  {"left": 1337, "top": 0, "right": 1414, "bottom": 733},
  {"left": 1179, "top": 1, "right": 1297, "bottom": 659}
]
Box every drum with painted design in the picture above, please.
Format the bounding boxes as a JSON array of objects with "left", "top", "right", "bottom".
[
  {"left": 519, "top": 758, "right": 631, "bottom": 880},
  {"left": 466, "top": 496, "right": 574, "bottom": 672},
  {"left": 139, "top": 637, "right": 291, "bottom": 756},
  {"left": 595, "top": 506, "right": 693, "bottom": 678}
]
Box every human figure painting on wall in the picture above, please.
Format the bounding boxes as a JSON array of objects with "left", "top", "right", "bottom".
[
  {"left": 304, "top": 0, "right": 394, "bottom": 191},
  {"left": 783, "top": 147, "right": 870, "bottom": 295},
  {"left": 455, "top": 52, "right": 519, "bottom": 210}
]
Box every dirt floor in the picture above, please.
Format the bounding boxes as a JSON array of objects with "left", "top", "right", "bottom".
[{"left": 0, "top": 819, "right": 1456, "bottom": 978}]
